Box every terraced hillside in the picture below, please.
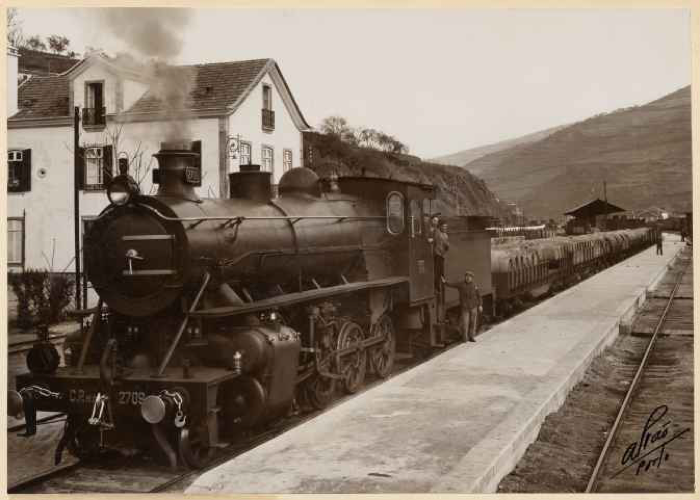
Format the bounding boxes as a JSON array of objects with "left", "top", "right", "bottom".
[
  {"left": 458, "top": 86, "right": 692, "bottom": 219},
  {"left": 304, "top": 132, "right": 511, "bottom": 219},
  {"left": 430, "top": 123, "right": 568, "bottom": 173}
]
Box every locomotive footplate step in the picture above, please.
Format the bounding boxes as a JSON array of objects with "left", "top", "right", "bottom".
[{"left": 187, "top": 236, "right": 684, "bottom": 494}]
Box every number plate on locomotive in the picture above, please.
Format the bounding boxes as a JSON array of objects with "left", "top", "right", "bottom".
[{"left": 68, "top": 390, "right": 146, "bottom": 405}]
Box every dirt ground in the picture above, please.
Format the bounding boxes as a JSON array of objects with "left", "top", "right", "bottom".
[{"left": 497, "top": 331, "right": 694, "bottom": 493}]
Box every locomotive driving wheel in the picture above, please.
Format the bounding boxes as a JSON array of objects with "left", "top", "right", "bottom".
[
  {"left": 303, "top": 352, "right": 337, "bottom": 410},
  {"left": 304, "top": 372, "right": 336, "bottom": 410},
  {"left": 336, "top": 321, "right": 367, "bottom": 394},
  {"left": 369, "top": 314, "right": 395, "bottom": 379}
]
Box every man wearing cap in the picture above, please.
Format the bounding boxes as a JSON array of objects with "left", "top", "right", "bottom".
[
  {"left": 429, "top": 220, "right": 449, "bottom": 293},
  {"left": 442, "top": 271, "right": 482, "bottom": 342}
]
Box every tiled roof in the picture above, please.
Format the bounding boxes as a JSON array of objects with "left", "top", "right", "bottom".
[
  {"left": 564, "top": 198, "right": 626, "bottom": 217},
  {"left": 13, "top": 75, "right": 70, "bottom": 119},
  {"left": 10, "top": 57, "right": 309, "bottom": 128},
  {"left": 126, "top": 59, "right": 271, "bottom": 114},
  {"left": 18, "top": 48, "right": 80, "bottom": 76}
]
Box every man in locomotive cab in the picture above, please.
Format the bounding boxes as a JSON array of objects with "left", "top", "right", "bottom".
[
  {"left": 442, "top": 271, "right": 482, "bottom": 342},
  {"left": 429, "top": 219, "right": 449, "bottom": 294}
]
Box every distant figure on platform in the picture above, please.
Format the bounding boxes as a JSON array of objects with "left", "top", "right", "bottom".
[
  {"left": 656, "top": 232, "right": 663, "bottom": 255},
  {"left": 443, "top": 271, "right": 482, "bottom": 342},
  {"left": 680, "top": 228, "right": 686, "bottom": 242}
]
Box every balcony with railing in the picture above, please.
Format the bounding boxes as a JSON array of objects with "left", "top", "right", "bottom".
[
  {"left": 262, "top": 108, "right": 275, "bottom": 131},
  {"left": 82, "top": 107, "right": 106, "bottom": 128}
]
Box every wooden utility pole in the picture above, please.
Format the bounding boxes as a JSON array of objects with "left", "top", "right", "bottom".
[
  {"left": 603, "top": 179, "right": 608, "bottom": 230},
  {"left": 74, "top": 107, "right": 81, "bottom": 310}
]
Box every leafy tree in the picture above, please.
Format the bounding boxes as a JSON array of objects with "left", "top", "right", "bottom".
[
  {"left": 25, "top": 35, "right": 47, "bottom": 51},
  {"left": 47, "top": 34, "right": 70, "bottom": 54}
]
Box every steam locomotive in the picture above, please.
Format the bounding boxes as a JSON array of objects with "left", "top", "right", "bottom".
[{"left": 9, "top": 141, "right": 493, "bottom": 468}]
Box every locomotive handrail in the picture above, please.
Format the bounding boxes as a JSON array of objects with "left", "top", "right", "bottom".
[{"left": 105, "top": 203, "right": 388, "bottom": 225}]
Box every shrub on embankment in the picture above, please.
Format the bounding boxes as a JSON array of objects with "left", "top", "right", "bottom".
[{"left": 8, "top": 270, "right": 74, "bottom": 332}]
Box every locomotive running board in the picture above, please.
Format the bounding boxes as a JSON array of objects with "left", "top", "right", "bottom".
[{"left": 190, "top": 276, "right": 409, "bottom": 319}]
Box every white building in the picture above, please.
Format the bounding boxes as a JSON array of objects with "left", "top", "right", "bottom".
[{"left": 7, "top": 52, "right": 310, "bottom": 273}]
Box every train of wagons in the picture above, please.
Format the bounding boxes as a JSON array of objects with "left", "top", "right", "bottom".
[
  {"left": 490, "top": 228, "right": 656, "bottom": 315},
  {"left": 8, "top": 141, "right": 654, "bottom": 468}
]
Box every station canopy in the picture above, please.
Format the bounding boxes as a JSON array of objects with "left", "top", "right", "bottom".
[{"left": 564, "top": 198, "right": 625, "bottom": 218}]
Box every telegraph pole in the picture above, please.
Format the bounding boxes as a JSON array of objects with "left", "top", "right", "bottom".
[
  {"left": 603, "top": 179, "right": 608, "bottom": 230},
  {"left": 74, "top": 107, "right": 81, "bottom": 310}
]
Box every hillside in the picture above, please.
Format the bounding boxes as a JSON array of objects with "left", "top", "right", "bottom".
[
  {"left": 304, "top": 132, "right": 511, "bottom": 220},
  {"left": 458, "top": 86, "right": 692, "bottom": 219},
  {"left": 430, "top": 123, "right": 568, "bottom": 173}
]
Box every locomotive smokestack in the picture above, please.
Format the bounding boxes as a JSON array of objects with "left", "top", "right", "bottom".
[{"left": 153, "top": 140, "right": 200, "bottom": 202}]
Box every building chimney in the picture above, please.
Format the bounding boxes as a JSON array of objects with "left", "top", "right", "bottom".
[{"left": 7, "top": 46, "right": 19, "bottom": 117}]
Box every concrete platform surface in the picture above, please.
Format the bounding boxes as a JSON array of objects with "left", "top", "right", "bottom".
[{"left": 187, "top": 236, "right": 683, "bottom": 494}]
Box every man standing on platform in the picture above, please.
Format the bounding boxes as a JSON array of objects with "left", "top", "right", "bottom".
[
  {"left": 656, "top": 231, "right": 664, "bottom": 255},
  {"left": 443, "top": 271, "right": 482, "bottom": 342}
]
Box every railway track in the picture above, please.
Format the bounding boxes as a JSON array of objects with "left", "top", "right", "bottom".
[{"left": 585, "top": 248, "right": 693, "bottom": 492}]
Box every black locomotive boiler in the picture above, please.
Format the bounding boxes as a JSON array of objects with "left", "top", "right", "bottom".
[{"left": 10, "top": 141, "right": 493, "bottom": 468}]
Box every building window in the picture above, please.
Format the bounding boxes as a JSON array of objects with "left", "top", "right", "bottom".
[
  {"left": 240, "top": 141, "right": 252, "bottom": 165},
  {"left": 8, "top": 149, "right": 31, "bottom": 192},
  {"left": 283, "top": 149, "right": 292, "bottom": 172},
  {"left": 261, "top": 146, "right": 274, "bottom": 172},
  {"left": 83, "top": 81, "right": 106, "bottom": 127},
  {"left": 85, "top": 147, "right": 104, "bottom": 187},
  {"left": 263, "top": 84, "right": 272, "bottom": 110},
  {"left": 79, "top": 145, "right": 113, "bottom": 190},
  {"left": 7, "top": 217, "right": 24, "bottom": 266},
  {"left": 262, "top": 84, "right": 275, "bottom": 131}
]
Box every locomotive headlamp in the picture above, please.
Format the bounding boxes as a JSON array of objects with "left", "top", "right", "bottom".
[{"left": 107, "top": 175, "right": 140, "bottom": 206}]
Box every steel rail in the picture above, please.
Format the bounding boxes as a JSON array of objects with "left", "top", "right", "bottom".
[{"left": 585, "top": 254, "right": 690, "bottom": 492}]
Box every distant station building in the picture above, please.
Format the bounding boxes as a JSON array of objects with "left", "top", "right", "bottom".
[{"left": 564, "top": 198, "right": 625, "bottom": 234}]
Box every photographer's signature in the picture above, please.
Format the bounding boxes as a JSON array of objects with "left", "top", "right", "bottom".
[{"left": 612, "top": 405, "right": 690, "bottom": 478}]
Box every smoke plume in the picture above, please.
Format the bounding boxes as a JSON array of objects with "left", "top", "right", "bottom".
[
  {"left": 97, "top": 8, "right": 189, "bottom": 60},
  {"left": 96, "top": 8, "right": 194, "bottom": 140}
]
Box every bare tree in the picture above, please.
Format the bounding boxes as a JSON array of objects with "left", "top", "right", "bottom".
[
  {"left": 47, "top": 34, "right": 70, "bottom": 54},
  {"left": 102, "top": 123, "right": 154, "bottom": 187},
  {"left": 319, "top": 115, "right": 356, "bottom": 143},
  {"left": 7, "top": 8, "right": 24, "bottom": 47}
]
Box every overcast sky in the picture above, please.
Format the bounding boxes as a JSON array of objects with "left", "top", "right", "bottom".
[{"left": 16, "top": 8, "right": 691, "bottom": 159}]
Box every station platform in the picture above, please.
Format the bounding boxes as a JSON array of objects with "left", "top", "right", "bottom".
[{"left": 187, "top": 235, "right": 684, "bottom": 494}]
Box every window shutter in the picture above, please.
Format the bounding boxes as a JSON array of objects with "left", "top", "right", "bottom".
[
  {"left": 21, "top": 149, "right": 31, "bottom": 191},
  {"left": 191, "top": 140, "right": 202, "bottom": 187},
  {"left": 102, "top": 145, "right": 113, "bottom": 185},
  {"left": 77, "top": 147, "right": 85, "bottom": 190}
]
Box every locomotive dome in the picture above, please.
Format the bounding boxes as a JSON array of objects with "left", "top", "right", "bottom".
[{"left": 278, "top": 167, "right": 321, "bottom": 197}]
